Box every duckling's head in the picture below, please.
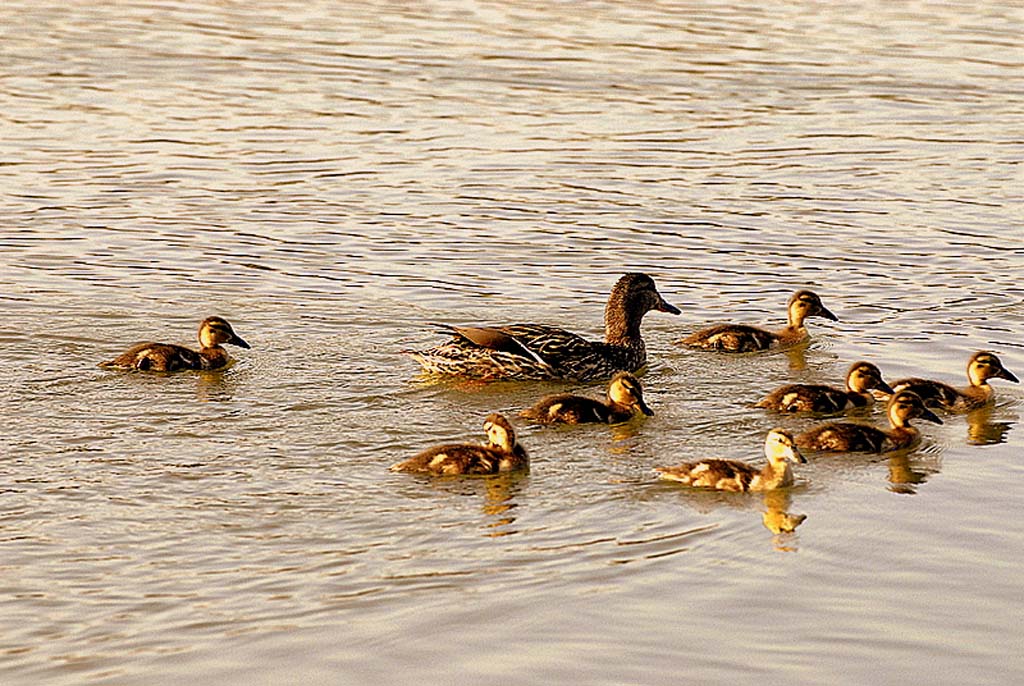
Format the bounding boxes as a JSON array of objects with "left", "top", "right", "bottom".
[
  {"left": 764, "top": 428, "right": 806, "bottom": 465},
  {"left": 607, "top": 371, "right": 654, "bottom": 416},
  {"left": 198, "top": 317, "right": 251, "bottom": 349},
  {"left": 787, "top": 290, "right": 838, "bottom": 327},
  {"left": 887, "top": 390, "right": 943, "bottom": 427},
  {"left": 484, "top": 413, "right": 518, "bottom": 452},
  {"left": 967, "top": 351, "right": 1019, "bottom": 387},
  {"left": 846, "top": 361, "right": 893, "bottom": 394}
]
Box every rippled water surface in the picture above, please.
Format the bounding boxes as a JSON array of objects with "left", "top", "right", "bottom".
[{"left": 3, "top": 1, "right": 1023, "bottom": 684}]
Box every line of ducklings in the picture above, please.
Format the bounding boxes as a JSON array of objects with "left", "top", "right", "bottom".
[{"left": 98, "top": 274, "right": 1019, "bottom": 496}]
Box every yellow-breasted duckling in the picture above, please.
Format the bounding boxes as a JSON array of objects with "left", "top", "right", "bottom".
[
  {"left": 519, "top": 371, "right": 654, "bottom": 425},
  {"left": 389, "top": 413, "right": 528, "bottom": 475},
  {"left": 756, "top": 361, "right": 893, "bottom": 414},
  {"left": 655, "top": 428, "right": 806, "bottom": 492},
  {"left": 795, "top": 390, "right": 942, "bottom": 453},
  {"left": 408, "top": 273, "right": 680, "bottom": 381},
  {"left": 678, "top": 289, "right": 837, "bottom": 352},
  {"left": 890, "top": 351, "right": 1018, "bottom": 412},
  {"left": 99, "top": 316, "right": 250, "bottom": 372}
]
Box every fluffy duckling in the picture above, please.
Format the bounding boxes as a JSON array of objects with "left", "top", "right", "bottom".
[
  {"left": 520, "top": 371, "right": 654, "bottom": 424},
  {"left": 99, "top": 316, "right": 250, "bottom": 371},
  {"left": 679, "top": 289, "right": 837, "bottom": 352},
  {"left": 389, "top": 413, "right": 529, "bottom": 475},
  {"left": 796, "top": 390, "right": 942, "bottom": 453},
  {"left": 756, "top": 361, "right": 893, "bottom": 414},
  {"left": 655, "top": 428, "right": 806, "bottom": 492},
  {"left": 890, "top": 351, "right": 1018, "bottom": 411},
  {"left": 408, "top": 273, "right": 680, "bottom": 381}
]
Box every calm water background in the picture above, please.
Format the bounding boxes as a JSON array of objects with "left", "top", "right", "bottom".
[{"left": 2, "top": 1, "right": 1023, "bottom": 684}]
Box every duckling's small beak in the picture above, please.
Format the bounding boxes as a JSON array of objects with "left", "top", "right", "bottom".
[
  {"left": 875, "top": 379, "right": 895, "bottom": 395},
  {"left": 920, "top": 407, "right": 943, "bottom": 425},
  {"left": 230, "top": 334, "right": 251, "bottom": 349},
  {"left": 789, "top": 445, "right": 808, "bottom": 464},
  {"left": 818, "top": 305, "right": 839, "bottom": 322},
  {"left": 635, "top": 398, "right": 655, "bottom": 416},
  {"left": 657, "top": 298, "right": 682, "bottom": 316},
  {"left": 997, "top": 367, "right": 1020, "bottom": 383}
]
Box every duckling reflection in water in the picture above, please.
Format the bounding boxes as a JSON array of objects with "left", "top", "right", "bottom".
[
  {"left": 678, "top": 290, "right": 838, "bottom": 353},
  {"left": 761, "top": 489, "right": 807, "bottom": 554},
  {"left": 655, "top": 429, "right": 806, "bottom": 492},
  {"left": 409, "top": 273, "right": 680, "bottom": 381},
  {"left": 889, "top": 351, "right": 1018, "bottom": 412},
  {"left": 757, "top": 361, "right": 893, "bottom": 414},
  {"left": 99, "top": 316, "right": 250, "bottom": 372},
  {"left": 796, "top": 390, "right": 942, "bottom": 453},
  {"left": 520, "top": 372, "right": 653, "bottom": 425},
  {"left": 390, "top": 413, "right": 528, "bottom": 475}
]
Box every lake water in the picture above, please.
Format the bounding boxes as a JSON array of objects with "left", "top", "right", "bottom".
[{"left": 2, "top": 1, "right": 1023, "bottom": 684}]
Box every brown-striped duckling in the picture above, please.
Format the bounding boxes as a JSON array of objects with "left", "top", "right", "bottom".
[
  {"left": 389, "top": 413, "right": 528, "bottom": 475},
  {"left": 795, "top": 390, "right": 942, "bottom": 453},
  {"left": 756, "top": 361, "right": 893, "bottom": 414},
  {"left": 408, "top": 273, "right": 680, "bottom": 381},
  {"left": 99, "top": 316, "right": 250, "bottom": 372},
  {"left": 520, "top": 371, "right": 654, "bottom": 425},
  {"left": 890, "top": 351, "right": 1018, "bottom": 412},
  {"left": 678, "top": 289, "right": 837, "bottom": 352},
  {"left": 655, "top": 428, "right": 806, "bottom": 492}
]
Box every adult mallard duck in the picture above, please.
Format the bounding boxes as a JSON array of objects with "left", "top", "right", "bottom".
[
  {"left": 890, "top": 351, "right": 1018, "bottom": 412},
  {"left": 655, "top": 428, "right": 806, "bottom": 492},
  {"left": 520, "top": 371, "right": 653, "bottom": 424},
  {"left": 99, "top": 316, "right": 250, "bottom": 372},
  {"left": 389, "top": 413, "right": 528, "bottom": 475},
  {"left": 756, "top": 361, "right": 893, "bottom": 414},
  {"left": 678, "top": 289, "right": 837, "bottom": 352},
  {"left": 795, "top": 390, "right": 942, "bottom": 453},
  {"left": 409, "top": 273, "right": 680, "bottom": 381}
]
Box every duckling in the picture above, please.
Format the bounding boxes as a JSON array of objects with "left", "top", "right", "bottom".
[
  {"left": 890, "top": 351, "right": 1018, "bottom": 411},
  {"left": 520, "top": 371, "right": 654, "bottom": 425},
  {"left": 795, "top": 390, "right": 942, "bottom": 453},
  {"left": 678, "top": 289, "right": 837, "bottom": 352},
  {"left": 389, "top": 413, "right": 529, "bottom": 475},
  {"left": 99, "top": 316, "right": 250, "bottom": 371},
  {"left": 408, "top": 273, "right": 680, "bottom": 381},
  {"left": 655, "top": 428, "right": 806, "bottom": 492},
  {"left": 756, "top": 361, "right": 893, "bottom": 414}
]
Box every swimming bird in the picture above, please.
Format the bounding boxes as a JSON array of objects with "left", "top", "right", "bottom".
[
  {"left": 795, "top": 390, "right": 942, "bottom": 453},
  {"left": 519, "top": 371, "right": 654, "bottom": 424},
  {"left": 889, "top": 351, "right": 1018, "bottom": 411},
  {"left": 756, "top": 361, "right": 893, "bottom": 414},
  {"left": 389, "top": 413, "right": 528, "bottom": 475},
  {"left": 678, "top": 289, "right": 837, "bottom": 352},
  {"left": 99, "top": 316, "right": 250, "bottom": 371},
  {"left": 655, "top": 428, "right": 806, "bottom": 492},
  {"left": 409, "top": 273, "right": 680, "bottom": 381}
]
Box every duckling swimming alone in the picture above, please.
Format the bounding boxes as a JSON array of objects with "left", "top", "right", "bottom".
[
  {"left": 655, "top": 428, "right": 806, "bottom": 492},
  {"left": 99, "top": 316, "right": 250, "bottom": 371},
  {"left": 890, "top": 351, "right": 1018, "bottom": 411},
  {"left": 519, "top": 371, "right": 654, "bottom": 424},
  {"left": 756, "top": 361, "right": 893, "bottom": 414},
  {"left": 795, "top": 389, "right": 942, "bottom": 453},
  {"left": 389, "top": 413, "right": 529, "bottom": 475},
  {"left": 408, "top": 273, "right": 681, "bottom": 381},
  {"left": 678, "top": 289, "right": 837, "bottom": 352}
]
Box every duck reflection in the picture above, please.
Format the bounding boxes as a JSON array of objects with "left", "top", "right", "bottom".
[
  {"left": 761, "top": 490, "right": 807, "bottom": 552},
  {"left": 885, "top": 446, "right": 943, "bottom": 495},
  {"left": 481, "top": 473, "right": 527, "bottom": 537},
  {"left": 965, "top": 404, "right": 1014, "bottom": 445},
  {"left": 196, "top": 368, "right": 239, "bottom": 402},
  {"left": 784, "top": 340, "right": 810, "bottom": 372}
]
